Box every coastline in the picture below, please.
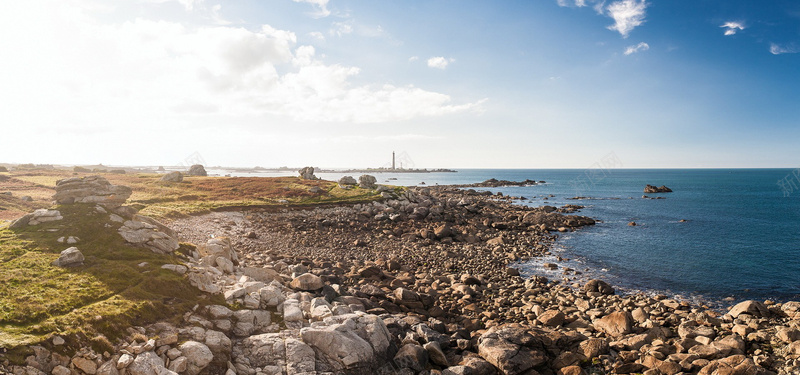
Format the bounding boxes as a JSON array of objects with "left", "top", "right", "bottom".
[{"left": 4, "top": 174, "right": 800, "bottom": 374}]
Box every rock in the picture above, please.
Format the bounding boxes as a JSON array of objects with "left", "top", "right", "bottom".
[
  {"left": 338, "top": 176, "right": 357, "bottom": 187},
  {"left": 52, "top": 247, "right": 84, "bottom": 267},
  {"left": 290, "top": 273, "right": 324, "bottom": 291},
  {"left": 127, "top": 352, "right": 166, "bottom": 375},
  {"left": 579, "top": 338, "right": 608, "bottom": 358},
  {"left": 394, "top": 343, "right": 428, "bottom": 371},
  {"left": 285, "top": 338, "right": 316, "bottom": 373},
  {"left": 72, "top": 357, "right": 98, "bottom": 374},
  {"left": 187, "top": 164, "right": 207, "bottom": 176},
  {"left": 728, "top": 300, "right": 770, "bottom": 318},
  {"left": 118, "top": 216, "right": 180, "bottom": 254},
  {"left": 197, "top": 238, "right": 239, "bottom": 264},
  {"left": 434, "top": 224, "right": 454, "bottom": 239},
  {"left": 644, "top": 184, "right": 673, "bottom": 193},
  {"left": 178, "top": 341, "right": 213, "bottom": 375},
  {"left": 593, "top": 311, "right": 633, "bottom": 338},
  {"left": 478, "top": 325, "right": 548, "bottom": 375},
  {"left": 96, "top": 360, "right": 119, "bottom": 375},
  {"left": 53, "top": 176, "right": 132, "bottom": 207},
  {"left": 117, "top": 354, "right": 134, "bottom": 369},
  {"left": 160, "top": 171, "right": 183, "bottom": 182},
  {"left": 359, "top": 175, "right": 377, "bottom": 189},
  {"left": 244, "top": 267, "right": 279, "bottom": 283},
  {"left": 424, "top": 341, "right": 449, "bottom": 366},
  {"left": 299, "top": 166, "right": 317, "bottom": 180},
  {"left": 558, "top": 365, "right": 586, "bottom": 375},
  {"left": 584, "top": 279, "right": 615, "bottom": 295},
  {"left": 299, "top": 313, "right": 393, "bottom": 371},
  {"left": 10, "top": 209, "right": 63, "bottom": 228},
  {"left": 537, "top": 310, "right": 566, "bottom": 327},
  {"left": 52, "top": 365, "right": 71, "bottom": 375}
]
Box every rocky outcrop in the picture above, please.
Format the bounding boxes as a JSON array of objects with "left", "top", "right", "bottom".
[
  {"left": 9, "top": 209, "right": 63, "bottom": 228},
  {"left": 358, "top": 175, "right": 377, "bottom": 189},
  {"left": 118, "top": 215, "right": 180, "bottom": 254},
  {"left": 644, "top": 184, "right": 673, "bottom": 193},
  {"left": 299, "top": 167, "right": 317, "bottom": 180},
  {"left": 187, "top": 164, "right": 207, "bottom": 177},
  {"left": 160, "top": 171, "right": 184, "bottom": 182},
  {"left": 53, "top": 176, "right": 132, "bottom": 207}
]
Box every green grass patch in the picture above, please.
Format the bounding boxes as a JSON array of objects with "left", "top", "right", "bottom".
[{"left": 0, "top": 204, "right": 220, "bottom": 353}]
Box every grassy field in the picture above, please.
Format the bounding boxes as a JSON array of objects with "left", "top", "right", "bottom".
[{"left": 0, "top": 168, "right": 386, "bottom": 360}]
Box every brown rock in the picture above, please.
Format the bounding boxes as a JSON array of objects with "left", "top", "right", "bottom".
[
  {"left": 578, "top": 338, "right": 609, "bottom": 358},
  {"left": 584, "top": 279, "right": 615, "bottom": 295},
  {"left": 537, "top": 310, "right": 566, "bottom": 327},
  {"left": 557, "top": 365, "right": 586, "bottom": 375},
  {"left": 593, "top": 311, "right": 633, "bottom": 338},
  {"left": 728, "top": 300, "right": 770, "bottom": 318}
]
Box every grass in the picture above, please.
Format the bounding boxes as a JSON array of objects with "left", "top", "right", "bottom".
[
  {"left": 2, "top": 170, "right": 384, "bottom": 220},
  {"left": 0, "top": 167, "right": 388, "bottom": 360},
  {"left": 0, "top": 203, "right": 220, "bottom": 357}
]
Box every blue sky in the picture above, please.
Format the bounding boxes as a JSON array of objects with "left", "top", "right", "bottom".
[{"left": 1, "top": 0, "right": 799, "bottom": 168}]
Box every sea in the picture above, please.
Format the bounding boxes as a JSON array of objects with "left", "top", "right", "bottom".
[{"left": 210, "top": 168, "right": 800, "bottom": 307}]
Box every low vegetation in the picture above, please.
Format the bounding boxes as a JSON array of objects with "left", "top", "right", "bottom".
[{"left": 0, "top": 167, "right": 386, "bottom": 359}]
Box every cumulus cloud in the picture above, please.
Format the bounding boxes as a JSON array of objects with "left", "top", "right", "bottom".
[
  {"left": 144, "top": 0, "right": 203, "bottom": 11},
  {"left": 427, "top": 57, "right": 454, "bottom": 69},
  {"left": 721, "top": 21, "right": 745, "bottom": 36},
  {"left": 292, "top": 0, "right": 330, "bottom": 18},
  {"left": 624, "top": 42, "right": 649, "bottom": 55},
  {"left": 308, "top": 31, "right": 325, "bottom": 41},
  {"left": 606, "top": 0, "right": 646, "bottom": 38},
  {"left": 0, "top": 2, "right": 482, "bottom": 129},
  {"left": 770, "top": 43, "right": 798, "bottom": 55}
]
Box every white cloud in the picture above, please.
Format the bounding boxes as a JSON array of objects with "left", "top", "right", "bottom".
[
  {"left": 0, "top": 1, "right": 482, "bottom": 132},
  {"left": 721, "top": 21, "right": 745, "bottom": 36},
  {"left": 292, "top": 0, "right": 330, "bottom": 18},
  {"left": 409, "top": 56, "right": 419, "bottom": 62},
  {"left": 427, "top": 56, "right": 454, "bottom": 69},
  {"left": 309, "top": 31, "right": 325, "bottom": 41},
  {"left": 624, "top": 42, "right": 649, "bottom": 55},
  {"left": 557, "top": 0, "right": 589, "bottom": 7},
  {"left": 330, "top": 20, "right": 353, "bottom": 36},
  {"left": 606, "top": 0, "right": 647, "bottom": 38},
  {"left": 770, "top": 43, "right": 798, "bottom": 55}
]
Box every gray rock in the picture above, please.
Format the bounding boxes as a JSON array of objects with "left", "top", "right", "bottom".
[
  {"left": 53, "top": 176, "right": 132, "bottom": 207},
  {"left": 52, "top": 247, "right": 84, "bottom": 267},
  {"left": 127, "top": 352, "right": 166, "bottom": 375},
  {"left": 394, "top": 343, "right": 428, "bottom": 371},
  {"left": 299, "top": 166, "right": 317, "bottom": 180},
  {"left": 187, "top": 165, "right": 207, "bottom": 176},
  {"left": 338, "top": 176, "right": 357, "bottom": 188},
  {"left": 178, "top": 341, "right": 213, "bottom": 375},
  {"left": 160, "top": 171, "right": 183, "bottom": 182},
  {"left": 359, "top": 175, "right": 377, "bottom": 189},
  {"left": 477, "top": 325, "right": 548, "bottom": 375}
]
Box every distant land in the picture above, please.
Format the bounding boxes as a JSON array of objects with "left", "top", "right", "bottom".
[{"left": 0, "top": 163, "right": 457, "bottom": 174}]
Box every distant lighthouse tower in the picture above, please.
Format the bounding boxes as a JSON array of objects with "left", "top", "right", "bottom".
[{"left": 392, "top": 151, "right": 396, "bottom": 170}]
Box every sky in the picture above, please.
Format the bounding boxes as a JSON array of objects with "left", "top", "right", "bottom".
[{"left": 1, "top": 0, "right": 800, "bottom": 169}]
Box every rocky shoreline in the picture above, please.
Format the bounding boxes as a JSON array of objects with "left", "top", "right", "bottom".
[{"left": 4, "top": 179, "right": 800, "bottom": 374}]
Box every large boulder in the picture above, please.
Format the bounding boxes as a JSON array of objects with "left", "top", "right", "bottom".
[
  {"left": 299, "top": 167, "right": 317, "bottom": 180},
  {"left": 299, "top": 313, "right": 395, "bottom": 372},
  {"left": 338, "top": 176, "right": 357, "bottom": 188},
  {"left": 477, "top": 325, "right": 548, "bottom": 375},
  {"left": 178, "top": 341, "right": 213, "bottom": 375},
  {"left": 728, "top": 300, "right": 770, "bottom": 318},
  {"left": 52, "top": 247, "right": 84, "bottom": 267},
  {"left": 53, "top": 176, "right": 132, "bottom": 207},
  {"left": 593, "top": 311, "right": 633, "bottom": 338},
  {"left": 290, "top": 273, "right": 324, "bottom": 291},
  {"left": 187, "top": 164, "right": 207, "bottom": 176},
  {"left": 197, "top": 238, "right": 239, "bottom": 264},
  {"left": 160, "top": 171, "right": 183, "bottom": 182},
  {"left": 358, "top": 175, "right": 377, "bottom": 189}
]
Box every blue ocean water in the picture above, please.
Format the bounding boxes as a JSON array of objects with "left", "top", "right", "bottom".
[{"left": 215, "top": 168, "right": 800, "bottom": 304}]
